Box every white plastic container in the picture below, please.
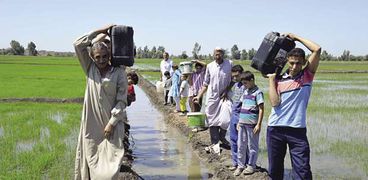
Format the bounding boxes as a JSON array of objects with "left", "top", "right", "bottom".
[
  {"left": 155, "top": 81, "right": 164, "bottom": 93},
  {"left": 179, "top": 61, "right": 193, "bottom": 75}
]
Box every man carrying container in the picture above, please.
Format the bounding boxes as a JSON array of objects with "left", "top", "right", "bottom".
[{"left": 266, "top": 33, "right": 321, "bottom": 180}]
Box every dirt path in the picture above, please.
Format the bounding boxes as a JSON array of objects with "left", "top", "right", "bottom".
[{"left": 137, "top": 73, "right": 269, "bottom": 180}]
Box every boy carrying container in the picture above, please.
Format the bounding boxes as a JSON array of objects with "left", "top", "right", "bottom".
[{"left": 234, "top": 71, "right": 264, "bottom": 176}]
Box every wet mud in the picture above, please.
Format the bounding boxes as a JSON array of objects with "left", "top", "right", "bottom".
[{"left": 118, "top": 122, "right": 142, "bottom": 180}]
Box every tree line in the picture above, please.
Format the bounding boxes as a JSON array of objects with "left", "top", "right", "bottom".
[
  {"left": 1, "top": 40, "right": 367, "bottom": 61},
  {"left": 0, "top": 40, "right": 37, "bottom": 56},
  {"left": 0, "top": 40, "right": 74, "bottom": 57},
  {"left": 136, "top": 42, "right": 368, "bottom": 61}
]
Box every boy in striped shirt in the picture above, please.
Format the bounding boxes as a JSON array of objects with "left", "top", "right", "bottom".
[{"left": 234, "top": 71, "right": 264, "bottom": 176}]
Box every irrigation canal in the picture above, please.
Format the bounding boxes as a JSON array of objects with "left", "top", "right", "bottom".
[{"left": 127, "top": 86, "right": 210, "bottom": 179}]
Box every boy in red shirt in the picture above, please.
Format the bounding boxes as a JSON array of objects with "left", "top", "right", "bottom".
[{"left": 127, "top": 71, "right": 138, "bottom": 106}]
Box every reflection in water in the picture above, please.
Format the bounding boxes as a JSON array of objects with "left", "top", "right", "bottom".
[
  {"left": 40, "top": 127, "right": 50, "bottom": 142},
  {"left": 127, "top": 86, "right": 209, "bottom": 179},
  {"left": 48, "top": 111, "right": 66, "bottom": 124},
  {"left": 64, "top": 128, "right": 79, "bottom": 150}
]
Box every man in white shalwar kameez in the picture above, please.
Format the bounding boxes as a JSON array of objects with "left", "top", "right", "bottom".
[
  {"left": 73, "top": 25, "right": 128, "bottom": 180},
  {"left": 193, "top": 47, "right": 233, "bottom": 153}
]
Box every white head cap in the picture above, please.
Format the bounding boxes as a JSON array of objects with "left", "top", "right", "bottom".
[{"left": 214, "top": 47, "right": 224, "bottom": 53}]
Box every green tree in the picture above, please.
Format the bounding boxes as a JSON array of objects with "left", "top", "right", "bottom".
[
  {"left": 339, "top": 50, "right": 350, "bottom": 61},
  {"left": 143, "top": 46, "right": 149, "bottom": 58},
  {"left": 136, "top": 47, "right": 143, "bottom": 58},
  {"left": 320, "top": 50, "right": 333, "bottom": 61},
  {"left": 192, "top": 42, "right": 201, "bottom": 59},
  {"left": 10, "top": 40, "right": 25, "bottom": 55},
  {"left": 231, "top": 44, "right": 241, "bottom": 60},
  {"left": 157, "top": 46, "right": 165, "bottom": 59},
  {"left": 223, "top": 49, "right": 230, "bottom": 59},
  {"left": 151, "top": 46, "right": 157, "bottom": 58},
  {"left": 27, "top": 41, "right": 37, "bottom": 56},
  {"left": 208, "top": 53, "right": 213, "bottom": 60},
  {"left": 241, "top": 49, "right": 248, "bottom": 60},
  {"left": 180, "top": 51, "right": 188, "bottom": 59},
  {"left": 0, "top": 48, "right": 11, "bottom": 55},
  {"left": 248, "top": 48, "right": 257, "bottom": 60},
  {"left": 351, "top": 55, "right": 365, "bottom": 61}
]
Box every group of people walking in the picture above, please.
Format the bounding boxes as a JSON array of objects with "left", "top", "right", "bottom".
[{"left": 74, "top": 24, "right": 321, "bottom": 180}]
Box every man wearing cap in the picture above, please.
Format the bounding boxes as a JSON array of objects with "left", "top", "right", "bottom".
[{"left": 193, "top": 47, "right": 233, "bottom": 153}]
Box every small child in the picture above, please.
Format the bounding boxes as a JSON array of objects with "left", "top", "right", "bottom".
[
  {"left": 168, "top": 65, "right": 181, "bottom": 112},
  {"left": 127, "top": 71, "right": 139, "bottom": 106},
  {"left": 163, "top": 71, "right": 173, "bottom": 105},
  {"left": 179, "top": 74, "right": 189, "bottom": 116},
  {"left": 234, "top": 71, "right": 264, "bottom": 176}
]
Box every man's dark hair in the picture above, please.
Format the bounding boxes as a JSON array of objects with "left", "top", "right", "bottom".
[
  {"left": 240, "top": 71, "right": 254, "bottom": 81},
  {"left": 127, "top": 71, "right": 139, "bottom": 85},
  {"left": 164, "top": 71, "right": 170, "bottom": 76},
  {"left": 287, "top": 48, "right": 305, "bottom": 59},
  {"left": 231, "top": 64, "right": 244, "bottom": 73}
]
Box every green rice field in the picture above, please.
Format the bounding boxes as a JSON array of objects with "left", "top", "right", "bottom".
[
  {"left": 0, "top": 55, "right": 367, "bottom": 179},
  {"left": 0, "top": 56, "right": 84, "bottom": 179},
  {"left": 0, "top": 103, "right": 81, "bottom": 179}
]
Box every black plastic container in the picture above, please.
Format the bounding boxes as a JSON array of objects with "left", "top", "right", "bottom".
[
  {"left": 110, "top": 25, "right": 134, "bottom": 67},
  {"left": 251, "top": 32, "right": 295, "bottom": 75}
]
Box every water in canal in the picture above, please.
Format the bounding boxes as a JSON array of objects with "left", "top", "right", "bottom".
[{"left": 127, "top": 86, "right": 210, "bottom": 179}]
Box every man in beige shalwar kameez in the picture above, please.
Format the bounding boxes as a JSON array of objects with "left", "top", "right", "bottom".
[{"left": 73, "top": 25, "right": 127, "bottom": 180}]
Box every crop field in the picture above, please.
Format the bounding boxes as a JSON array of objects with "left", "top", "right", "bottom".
[
  {"left": 0, "top": 56, "right": 84, "bottom": 98},
  {"left": 0, "top": 55, "right": 367, "bottom": 178},
  {"left": 0, "top": 103, "right": 81, "bottom": 179},
  {"left": 0, "top": 56, "right": 85, "bottom": 179}
]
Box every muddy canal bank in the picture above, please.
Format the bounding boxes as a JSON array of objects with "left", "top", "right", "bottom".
[{"left": 137, "top": 73, "right": 268, "bottom": 180}]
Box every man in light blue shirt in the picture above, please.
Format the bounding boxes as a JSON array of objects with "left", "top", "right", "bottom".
[{"left": 267, "top": 33, "right": 321, "bottom": 180}]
